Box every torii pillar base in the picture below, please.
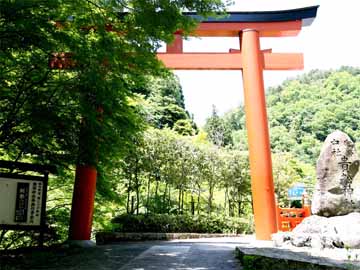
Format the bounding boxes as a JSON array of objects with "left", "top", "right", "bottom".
[{"left": 68, "top": 165, "right": 97, "bottom": 241}]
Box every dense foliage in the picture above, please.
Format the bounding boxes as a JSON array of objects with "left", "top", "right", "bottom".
[
  {"left": 268, "top": 68, "right": 360, "bottom": 164},
  {"left": 113, "top": 127, "right": 252, "bottom": 217},
  {"left": 227, "top": 67, "right": 360, "bottom": 163}
]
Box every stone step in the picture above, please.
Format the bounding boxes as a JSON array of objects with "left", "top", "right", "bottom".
[{"left": 96, "top": 232, "right": 241, "bottom": 245}]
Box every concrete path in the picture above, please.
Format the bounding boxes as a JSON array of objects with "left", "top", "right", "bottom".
[
  {"left": 5, "top": 236, "right": 359, "bottom": 269},
  {"left": 14, "top": 237, "right": 249, "bottom": 270},
  {"left": 116, "top": 238, "right": 247, "bottom": 270}
]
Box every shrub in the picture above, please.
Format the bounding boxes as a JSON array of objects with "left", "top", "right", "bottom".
[{"left": 111, "top": 214, "right": 253, "bottom": 234}]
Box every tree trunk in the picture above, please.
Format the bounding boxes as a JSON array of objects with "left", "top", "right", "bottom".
[
  {"left": 168, "top": 185, "right": 171, "bottom": 213},
  {"left": 229, "top": 199, "right": 233, "bottom": 217},
  {"left": 126, "top": 191, "right": 130, "bottom": 214},
  {"left": 197, "top": 189, "right": 201, "bottom": 215},
  {"left": 208, "top": 185, "right": 213, "bottom": 214},
  {"left": 181, "top": 189, "right": 185, "bottom": 213},
  {"left": 224, "top": 187, "right": 228, "bottom": 216},
  {"left": 237, "top": 186, "right": 242, "bottom": 216},
  {"left": 135, "top": 167, "right": 140, "bottom": 215},
  {"left": 155, "top": 180, "right": 159, "bottom": 198},
  {"left": 162, "top": 182, "right": 168, "bottom": 213},
  {"left": 191, "top": 195, "right": 195, "bottom": 215},
  {"left": 136, "top": 192, "right": 140, "bottom": 214},
  {"left": 178, "top": 188, "right": 182, "bottom": 213},
  {"left": 126, "top": 174, "right": 132, "bottom": 214},
  {"left": 136, "top": 185, "right": 140, "bottom": 215},
  {"left": 131, "top": 196, "right": 135, "bottom": 214},
  {"left": 238, "top": 200, "right": 242, "bottom": 217},
  {"left": 146, "top": 175, "right": 151, "bottom": 213}
]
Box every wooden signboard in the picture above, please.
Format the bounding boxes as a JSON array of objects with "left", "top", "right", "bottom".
[
  {"left": 0, "top": 175, "right": 47, "bottom": 230},
  {"left": 0, "top": 161, "right": 55, "bottom": 246}
]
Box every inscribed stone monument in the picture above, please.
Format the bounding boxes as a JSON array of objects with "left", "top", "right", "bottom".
[
  {"left": 312, "top": 130, "right": 360, "bottom": 216},
  {"left": 272, "top": 130, "right": 360, "bottom": 249}
]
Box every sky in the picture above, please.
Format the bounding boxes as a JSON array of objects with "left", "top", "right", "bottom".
[{"left": 171, "top": 0, "right": 360, "bottom": 126}]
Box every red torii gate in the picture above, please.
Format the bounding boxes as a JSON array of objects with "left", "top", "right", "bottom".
[
  {"left": 157, "top": 6, "right": 318, "bottom": 240},
  {"left": 65, "top": 6, "right": 318, "bottom": 243}
]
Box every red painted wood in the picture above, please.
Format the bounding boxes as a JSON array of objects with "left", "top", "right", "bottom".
[
  {"left": 69, "top": 165, "right": 97, "bottom": 240},
  {"left": 241, "top": 29, "right": 277, "bottom": 240},
  {"left": 276, "top": 206, "right": 311, "bottom": 231},
  {"left": 157, "top": 52, "right": 303, "bottom": 70},
  {"left": 193, "top": 20, "right": 302, "bottom": 37},
  {"left": 166, "top": 34, "right": 183, "bottom": 53}
]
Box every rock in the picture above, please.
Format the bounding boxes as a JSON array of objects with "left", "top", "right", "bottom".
[
  {"left": 312, "top": 130, "right": 360, "bottom": 217},
  {"left": 292, "top": 215, "right": 329, "bottom": 234},
  {"left": 329, "top": 212, "right": 360, "bottom": 248},
  {"left": 310, "top": 234, "right": 323, "bottom": 249},
  {"left": 290, "top": 233, "right": 311, "bottom": 247},
  {"left": 271, "top": 232, "right": 291, "bottom": 247},
  {"left": 320, "top": 234, "right": 343, "bottom": 249},
  {"left": 274, "top": 213, "right": 360, "bottom": 249}
]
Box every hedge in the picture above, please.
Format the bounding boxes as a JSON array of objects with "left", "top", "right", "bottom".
[{"left": 111, "top": 214, "right": 253, "bottom": 234}]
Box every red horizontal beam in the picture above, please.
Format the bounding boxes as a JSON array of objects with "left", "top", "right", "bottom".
[
  {"left": 192, "top": 20, "right": 302, "bottom": 37},
  {"left": 263, "top": 53, "right": 303, "bottom": 70},
  {"left": 157, "top": 52, "right": 303, "bottom": 70},
  {"left": 158, "top": 53, "right": 242, "bottom": 70}
]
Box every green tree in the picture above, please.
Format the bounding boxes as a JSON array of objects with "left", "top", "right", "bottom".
[
  {"left": 219, "top": 149, "right": 251, "bottom": 216},
  {"left": 173, "top": 119, "right": 195, "bottom": 136},
  {"left": 145, "top": 74, "right": 196, "bottom": 130},
  {"left": 223, "top": 106, "right": 246, "bottom": 131},
  {"left": 204, "top": 105, "right": 232, "bottom": 147}
]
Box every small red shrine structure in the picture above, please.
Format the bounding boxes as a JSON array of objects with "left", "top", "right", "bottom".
[{"left": 276, "top": 205, "right": 311, "bottom": 231}]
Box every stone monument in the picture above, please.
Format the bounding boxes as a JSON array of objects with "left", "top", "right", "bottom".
[
  {"left": 312, "top": 130, "right": 360, "bottom": 216},
  {"left": 273, "top": 130, "right": 360, "bottom": 249}
]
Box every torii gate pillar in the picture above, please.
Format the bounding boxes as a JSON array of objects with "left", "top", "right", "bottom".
[{"left": 241, "top": 29, "right": 276, "bottom": 239}]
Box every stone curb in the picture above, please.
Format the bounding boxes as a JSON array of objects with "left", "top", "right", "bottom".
[
  {"left": 235, "top": 246, "right": 359, "bottom": 270},
  {"left": 96, "top": 232, "right": 241, "bottom": 245}
]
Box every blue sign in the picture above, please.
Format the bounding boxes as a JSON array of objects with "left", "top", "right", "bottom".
[{"left": 288, "top": 186, "right": 305, "bottom": 200}]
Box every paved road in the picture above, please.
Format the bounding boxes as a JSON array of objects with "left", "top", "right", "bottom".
[
  {"left": 11, "top": 237, "right": 250, "bottom": 270},
  {"left": 115, "top": 238, "right": 246, "bottom": 270}
]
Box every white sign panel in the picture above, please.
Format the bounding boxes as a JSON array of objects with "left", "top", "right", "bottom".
[{"left": 0, "top": 177, "right": 44, "bottom": 227}]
